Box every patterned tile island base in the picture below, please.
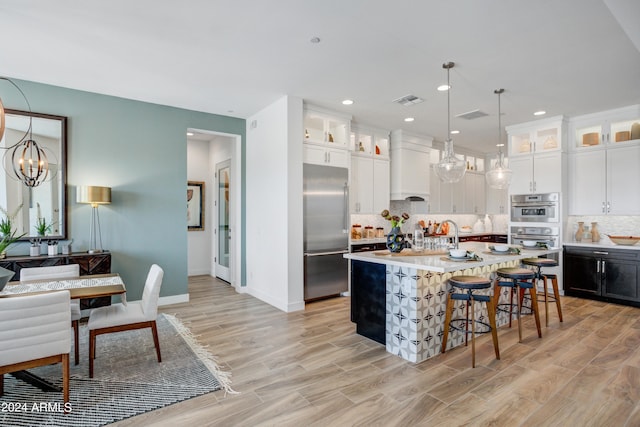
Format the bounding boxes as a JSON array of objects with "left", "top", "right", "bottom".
[{"left": 386, "top": 261, "right": 520, "bottom": 363}]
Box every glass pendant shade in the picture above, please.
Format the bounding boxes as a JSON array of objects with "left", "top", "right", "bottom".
[
  {"left": 486, "top": 88, "right": 512, "bottom": 189},
  {"left": 435, "top": 139, "right": 466, "bottom": 183},
  {"left": 486, "top": 151, "right": 512, "bottom": 189},
  {"left": 435, "top": 61, "right": 465, "bottom": 183}
]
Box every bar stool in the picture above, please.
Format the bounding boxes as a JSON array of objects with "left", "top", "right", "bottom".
[
  {"left": 441, "top": 275, "right": 500, "bottom": 368},
  {"left": 521, "top": 258, "right": 563, "bottom": 327},
  {"left": 493, "top": 267, "right": 541, "bottom": 342}
]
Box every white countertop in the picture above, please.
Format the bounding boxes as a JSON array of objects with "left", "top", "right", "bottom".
[
  {"left": 564, "top": 242, "right": 640, "bottom": 251},
  {"left": 344, "top": 241, "right": 561, "bottom": 273},
  {"left": 349, "top": 232, "right": 508, "bottom": 246}
]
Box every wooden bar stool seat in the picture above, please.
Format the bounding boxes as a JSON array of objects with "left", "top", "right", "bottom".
[
  {"left": 521, "top": 257, "right": 563, "bottom": 327},
  {"left": 493, "top": 267, "right": 541, "bottom": 342},
  {"left": 441, "top": 275, "right": 500, "bottom": 368}
]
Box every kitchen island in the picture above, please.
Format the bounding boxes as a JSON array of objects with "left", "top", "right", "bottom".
[{"left": 344, "top": 242, "right": 561, "bottom": 363}]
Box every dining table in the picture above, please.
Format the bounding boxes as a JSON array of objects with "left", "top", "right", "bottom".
[{"left": 0, "top": 273, "right": 126, "bottom": 392}]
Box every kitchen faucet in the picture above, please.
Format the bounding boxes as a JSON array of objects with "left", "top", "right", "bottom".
[{"left": 437, "top": 219, "right": 459, "bottom": 249}]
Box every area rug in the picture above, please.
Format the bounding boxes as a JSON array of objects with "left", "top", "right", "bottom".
[{"left": 0, "top": 313, "right": 234, "bottom": 426}]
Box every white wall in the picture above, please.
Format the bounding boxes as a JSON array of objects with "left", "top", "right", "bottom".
[{"left": 246, "top": 95, "right": 304, "bottom": 312}]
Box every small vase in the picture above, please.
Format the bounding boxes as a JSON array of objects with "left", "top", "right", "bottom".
[
  {"left": 386, "top": 227, "right": 405, "bottom": 253},
  {"left": 575, "top": 222, "right": 584, "bottom": 242},
  {"left": 591, "top": 222, "right": 600, "bottom": 243}
]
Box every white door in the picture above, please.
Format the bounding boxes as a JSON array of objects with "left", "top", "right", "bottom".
[{"left": 215, "top": 160, "right": 231, "bottom": 282}]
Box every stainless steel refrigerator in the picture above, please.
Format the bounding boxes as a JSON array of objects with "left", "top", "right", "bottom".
[{"left": 303, "top": 163, "right": 349, "bottom": 301}]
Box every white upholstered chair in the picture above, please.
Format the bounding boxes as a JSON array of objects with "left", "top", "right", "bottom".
[
  {"left": 0, "top": 290, "right": 71, "bottom": 406},
  {"left": 21, "top": 264, "right": 81, "bottom": 365},
  {"left": 88, "top": 264, "right": 164, "bottom": 378}
]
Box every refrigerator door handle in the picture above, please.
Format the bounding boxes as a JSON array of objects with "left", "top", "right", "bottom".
[
  {"left": 304, "top": 250, "right": 349, "bottom": 257},
  {"left": 343, "top": 183, "right": 349, "bottom": 232}
]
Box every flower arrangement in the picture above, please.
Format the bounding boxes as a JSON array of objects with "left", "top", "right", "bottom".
[{"left": 380, "top": 209, "right": 410, "bottom": 229}]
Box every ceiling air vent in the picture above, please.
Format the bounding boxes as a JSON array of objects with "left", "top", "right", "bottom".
[
  {"left": 456, "top": 109, "right": 489, "bottom": 120},
  {"left": 392, "top": 94, "right": 424, "bottom": 106}
]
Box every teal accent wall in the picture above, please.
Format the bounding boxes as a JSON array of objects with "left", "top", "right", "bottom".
[{"left": 1, "top": 79, "right": 246, "bottom": 299}]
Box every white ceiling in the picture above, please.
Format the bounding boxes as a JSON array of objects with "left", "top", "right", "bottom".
[{"left": 1, "top": 0, "right": 639, "bottom": 154}]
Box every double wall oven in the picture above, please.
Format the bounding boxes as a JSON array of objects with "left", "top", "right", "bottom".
[{"left": 510, "top": 192, "right": 561, "bottom": 265}]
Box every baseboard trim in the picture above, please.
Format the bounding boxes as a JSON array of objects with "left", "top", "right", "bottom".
[{"left": 159, "top": 294, "right": 189, "bottom": 306}]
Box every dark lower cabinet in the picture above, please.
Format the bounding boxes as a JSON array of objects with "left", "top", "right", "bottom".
[
  {"left": 351, "top": 260, "right": 386, "bottom": 345},
  {"left": 564, "top": 247, "right": 640, "bottom": 307},
  {"left": 0, "top": 252, "right": 112, "bottom": 309}
]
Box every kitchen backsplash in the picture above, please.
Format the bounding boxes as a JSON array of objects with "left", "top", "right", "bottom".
[
  {"left": 566, "top": 216, "right": 640, "bottom": 243},
  {"left": 352, "top": 200, "right": 509, "bottom": 234}
]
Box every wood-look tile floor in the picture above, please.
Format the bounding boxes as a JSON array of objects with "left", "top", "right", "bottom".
[{"left": 113, "top": 276, "right": 640, "bottom": 427}]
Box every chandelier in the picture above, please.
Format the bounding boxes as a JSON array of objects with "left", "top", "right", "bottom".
[
  {"left": 485, "top": 88, "right": 512, "bottom": 189},
  {"left": 0, "top": 77, "right": 52, "bottom": 187},
  {"left": 434, "top": 62, "right": 465, "bottom": 183}
]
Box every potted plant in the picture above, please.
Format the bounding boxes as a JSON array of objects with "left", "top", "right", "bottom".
[
  {"left": 0, "top": 203, "right": 23, "bottom": 238},
  {"left": 0, "top": 204, "right": 25, "bottom": 258},
  {"left": 34, "top": 217, "right": 53, "bottom": 236}
]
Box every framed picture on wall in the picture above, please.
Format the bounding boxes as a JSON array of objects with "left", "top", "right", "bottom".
[{"left": 187, "top": 181, "right": 205, "bottom": 231}]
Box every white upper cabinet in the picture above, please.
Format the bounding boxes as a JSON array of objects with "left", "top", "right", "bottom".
[
  {"left": 349, "top": 124, "right": 391, "bottom": 213},
  {"left": 569, "top": 105, "right": 640, "bottom": 150},
  {"left": 507, "top": 116, "right": 567, "bottom": 194},
  {"left": 303, "top": 106, "right": 351, "bottom": 167},
  {"left": 569, "top": 144, "right": 640, "bottom": 215}
]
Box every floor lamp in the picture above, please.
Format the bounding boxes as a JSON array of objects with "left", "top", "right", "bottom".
[{"left": 77, "top": 186, "right": 111, "bottom": 253}]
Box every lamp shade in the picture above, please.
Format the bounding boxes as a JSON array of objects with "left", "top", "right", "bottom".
[{"left": 77, "top": 186, "right": 111, "bottom": 205}]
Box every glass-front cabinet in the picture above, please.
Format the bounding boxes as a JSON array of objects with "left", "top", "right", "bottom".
[
  {"left": 303, "top": 107, "right": 350, "bottom": 148},
  {"left": 508, "top": 116, "right": 564, "bottom": 156},
  {"left": 569, "top": 104, "right": 640, "bottom": 150},
  {"left": 350, "top": 125, "right": 389, "bottom": 159}
]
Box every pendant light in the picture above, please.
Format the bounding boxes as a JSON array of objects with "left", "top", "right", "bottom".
[
  {"left": 0, "top": 77, "right": 52, "bottom": 187},
  {"left": 485, "top": 88, "right": 512, "bottom": 189},
  {"left": 434, "top": 62, "right": 465, "bottom": 183}
]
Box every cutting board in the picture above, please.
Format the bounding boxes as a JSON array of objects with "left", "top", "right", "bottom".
[{"left": 373, "top": 249, "right": 448, "bottom": 257}]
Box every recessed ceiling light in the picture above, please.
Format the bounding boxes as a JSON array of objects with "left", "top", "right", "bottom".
[
  {"left": 186, "top": 132, "right": 194, "bottom": 136},
  {"left": 404, "top": 117, "right": 415, "bottom": 122},
  {"left": 310, "top": 36, "right": 321, "bottom": 44},
  {"left": 451, "top": 130, "right": 460, "bottom": 135},
  {"left": 437, "top": 84, "right": 450, "bottom": 91},
  {"left": 534, "top": 110, "right": 546, "bottom": 116},
  {"left": 342, "top": 99, "right": 354, "bottom": 105}
]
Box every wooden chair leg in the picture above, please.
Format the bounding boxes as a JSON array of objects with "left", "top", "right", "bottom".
[
  {"left": 486, "top": 298, "right": 500, "bottom": 360},
  {"left": 529, "top": 287, "right": 542, "bottom": 338},
  {"left": 62, "top": 353, "right": 70, "bottom": 409},
  {"left": 509, "top": 287, "right": 514, "bottom": 328},
  {"left": 72, "top": 319, "right": 79, "bottom": 365},
  {"left": 542, "top": 275, "right": 550, "bottom": 327},
  {"left": 551, "top": 275, "right": 563, "bottom": 322},
  {"left": 441, "top": 294, "right": 455, "bottom": 354},
  {"left": 516, "top": 283, "right": 523, "bottom": 342},
  {"left": 150, "top": 321, "right": 162, "bottom": 363},
  {"left": 89, "top": 330, "right": 95, "bottom": 378}
]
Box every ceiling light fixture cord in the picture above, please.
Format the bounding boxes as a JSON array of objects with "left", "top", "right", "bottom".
[{"left": 0, "top": 77, "right": 52, "bottom": 187}]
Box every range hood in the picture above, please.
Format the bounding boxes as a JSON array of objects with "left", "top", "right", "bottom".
[{"left": 390, "top": 129, "right": 433, "bottom": 201}]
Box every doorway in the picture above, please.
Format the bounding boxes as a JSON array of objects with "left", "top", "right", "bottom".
[
  {"left": 215, "top": 159, "right": 231, "bottom": 282},
  {"left": 186, "top": 129, "right": 242, "bottom": 290}
]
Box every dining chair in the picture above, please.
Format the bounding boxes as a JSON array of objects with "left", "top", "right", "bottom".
[
  {"left": 88, "top": 264, "right": 164, "bottom": 378},
  {"left": 0, "top": 290, "right": 71, "bottom": 407},
  {"left": 21, "top": 264, "right": 81, "bottom": 365}
]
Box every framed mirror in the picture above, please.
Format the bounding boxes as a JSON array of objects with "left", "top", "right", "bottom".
[{"left": 0, "top": 109, "right": 67, "bottom": 240}]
